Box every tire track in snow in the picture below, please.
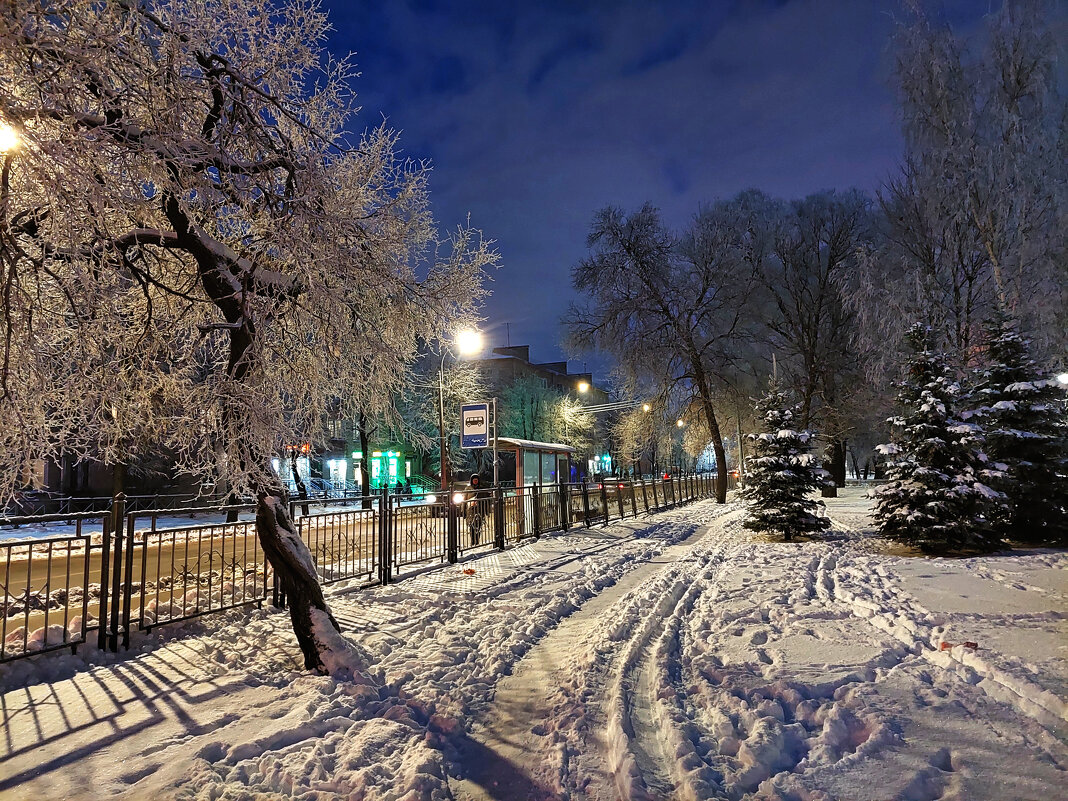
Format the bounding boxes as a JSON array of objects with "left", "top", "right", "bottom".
[{"left": 449, "top": 501, "right": 743, "bottom": 801}]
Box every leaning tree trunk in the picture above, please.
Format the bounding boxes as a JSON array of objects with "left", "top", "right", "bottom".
[
  {"left": 693, "top": 362, "right": 728, "bottom": 504},
  {"left": 256, "top": 493, "right": 341, "bottom": 673}
]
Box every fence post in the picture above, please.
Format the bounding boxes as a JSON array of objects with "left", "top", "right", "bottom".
[
  {"left": 106, "top": 493, "right": 126, "bottom": 652},
  {"left": 494, "top": 485, "right": 505, "bottom": 549},
  {"left": 581, "top": 482, "right": 592, "bottom": 528},
  {"left": 378, "top": 486, "right": 392, "bottom": 585},
  {"left": 615, "top": 481, "right": 625, "bottom": 519},
  {"left": 558, "top": 480, "right": 569, "bottom": 531},
  {"left": 532, "top": 483, "right": 542, "bottom": 537},
  {"left": 97, "top": 513, "right": 112, "bottom": 651},
  {"left": 121, "top": 511, "right": 136, "bottom": 650},
  {"left": 640, "top": 478, "right": 649, "bottom": 513},
  {"left": 629, "top": 481, "right": 637, "bottom": 517},
  {"left": 447, "top": 491, "right": 458, "bottom": 563},
  {"left": 600, "top": 482, "right": 610, "bottom": 526}
]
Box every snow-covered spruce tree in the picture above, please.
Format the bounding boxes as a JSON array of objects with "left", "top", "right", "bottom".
[
  {"left": 969, "top": 312, "right": 1068, "bottom": 545},
  {"left": 0, "top": 1, "right": 495, "bottom": 672},
  {"left": 741, "top": 385, "right": 829, "bottom": 541},
  {"left": 873, "top": 325, "right": 1002, "bottom": 553}
]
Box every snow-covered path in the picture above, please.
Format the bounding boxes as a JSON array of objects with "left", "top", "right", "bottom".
[
  {"left": 1, "top": 490, "right": 1065, "bottom": 801},
  {"left": 448, "top": 506, "right": 740, "bottom": 800}
]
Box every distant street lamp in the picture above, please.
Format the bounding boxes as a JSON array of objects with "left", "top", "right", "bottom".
[
  {"left": 676, "top": 418, "right": 685, "bottom": 428},
  {"left": 642, "top": 403, "right": 651, "bottom": 413},
  {"left": 438, "top": 329, "right": 483, "bottom": 491},
  {"left": 577, "top": 381, "right": 589, "bottom": 394}
]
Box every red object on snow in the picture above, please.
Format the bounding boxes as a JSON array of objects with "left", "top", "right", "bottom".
[
  {"left": 462, "top": 568, "right": 476, "bottom": 576},
  {"left": 939, "top": 641, "right": 979, "bottom": 651}
]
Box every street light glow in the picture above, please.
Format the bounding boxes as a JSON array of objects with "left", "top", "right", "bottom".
[
  {"left": 577, "top": 381, "right": 590, "bottom": 393},
  {"left": 676, "top": 419, "right": 685, "bottom": 428},
  {"left": 454, "top": 328, "right": 483, "bottom": 356},
  {"left": 1057, "top": 373, "right": 1068, "bottom": 386},
  {"left": 642, "top": 403, "right": 651, "bottom": 413},
  {"left": 0, "top": 124, "right": 17, "bottom": 153}
]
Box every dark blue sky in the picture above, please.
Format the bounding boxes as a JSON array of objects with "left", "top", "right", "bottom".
[{"left": 320, "top": 0, "right": 991, "bottom": 375}]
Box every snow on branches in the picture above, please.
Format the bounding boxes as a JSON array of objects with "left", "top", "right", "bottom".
[
  {"left": 0, "top": 0, "right": 496, "bottom": 501},
  {"left": 968, "top": 312, "right": 1067, "bottom": 545},
  {"left": 740, "top": 385, "right": 829, "bottom": 541},
  {"left": 873, "top": 325, "right": 1002, "bottom": 553}
]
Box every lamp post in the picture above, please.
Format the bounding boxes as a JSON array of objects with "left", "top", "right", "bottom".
[{"left": 438, "top": 329, "right": 483, "bottom": 491}]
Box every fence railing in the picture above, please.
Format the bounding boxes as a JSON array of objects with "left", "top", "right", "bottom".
[{"left": 0, "top": 472, "right": 730, "bottom": 665}]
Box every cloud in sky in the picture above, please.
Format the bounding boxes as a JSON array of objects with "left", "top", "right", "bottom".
[{"left": 320, "top": 0, "right": 991, "bottom": 370}]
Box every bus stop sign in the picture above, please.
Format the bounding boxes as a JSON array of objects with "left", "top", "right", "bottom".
[{"left": 460, "top": 402, "right": 490, "bottom": 448}]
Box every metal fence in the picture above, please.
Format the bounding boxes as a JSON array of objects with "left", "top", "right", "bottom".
[{"left": 0, "top": 472, "right": 730, "bottom": 665}]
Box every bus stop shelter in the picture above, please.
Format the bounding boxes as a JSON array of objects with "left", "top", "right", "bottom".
[{"left": 496, "top": 437, "right": 575, "bottom": 488}]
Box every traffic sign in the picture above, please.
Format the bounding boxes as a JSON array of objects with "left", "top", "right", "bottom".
[{"left": 460, "top": 402, "right": 490, "bottom": 448}]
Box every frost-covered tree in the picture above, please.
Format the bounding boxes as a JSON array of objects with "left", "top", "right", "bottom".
[
  {"left": 874, "top": 325, "right": 1002, "bottom": 553},
  {"left": 851, "top": 1, "right": 1066, "bottom": 367},
  {"left": 969, "top": 312, "right": 1067, "bottom": 545},
  {"left": 498, "top": 376, "right": 593, "bottom": 455},
  {"left": 740, "top": 386, "right": 829, "bottom": 541},
  {"left": 0, "top": 0, "right": 495, "bottom": 671}
]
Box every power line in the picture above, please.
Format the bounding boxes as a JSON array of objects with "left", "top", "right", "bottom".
[{"left": 580, "top": 399, "right": 646, "bottom": 414}]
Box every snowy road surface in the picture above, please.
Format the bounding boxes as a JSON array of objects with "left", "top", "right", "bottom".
[{"left": 0, "top": 489, "right": 1065, "bottom": 800}]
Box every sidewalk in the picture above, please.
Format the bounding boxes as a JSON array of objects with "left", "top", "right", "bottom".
[{"left": 0, "top": 506, "right": 700, "bottom": 800}]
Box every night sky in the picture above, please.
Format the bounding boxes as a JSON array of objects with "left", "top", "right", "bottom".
[{"left": 320, "top": 0, "right": 991, "bottom": 376}]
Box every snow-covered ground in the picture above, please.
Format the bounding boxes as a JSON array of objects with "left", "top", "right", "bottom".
[{"left": 0, "top": 489, "right": 1064, "bottom": 800}]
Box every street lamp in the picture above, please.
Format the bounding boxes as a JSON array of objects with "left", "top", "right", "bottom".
[
  {"left": 676, "top": 418, "right": 685, "bottom": 428},
  {"left": 438, "top": 329, "right": 483, "bottom": 491},
  {"left": 577, "top": 381, "right": 589, "bottom": 394},
  {"left": 642, "top": 403, "right": 651, "bottom": 413},
  {"left": 0, "top": 124, "right": 18, "bottom": 154}
]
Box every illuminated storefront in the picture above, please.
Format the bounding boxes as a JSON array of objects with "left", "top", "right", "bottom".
[{"left": 363, "top": 449, "right": 413, "bottom": 489}]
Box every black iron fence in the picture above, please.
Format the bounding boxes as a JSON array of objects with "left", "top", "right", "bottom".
[{"left": 0, "top": 472, "right": 732, "bottom": 665}]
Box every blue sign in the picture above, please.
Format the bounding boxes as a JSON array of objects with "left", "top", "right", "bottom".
[{"left": 460, "top": 402, "right": 490, "bottom": 448}]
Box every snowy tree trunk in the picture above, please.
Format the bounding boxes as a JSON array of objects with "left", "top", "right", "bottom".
[
  {"left": 695, "top": 366, "right": 728, "bottom": 503},
  {"left": 255, "top": 493, "right": 342, "bottom": 673}
]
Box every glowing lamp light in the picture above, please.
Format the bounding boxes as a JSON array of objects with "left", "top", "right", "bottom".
[
  {"left": 676, "top": 419, "right": 685, "bottom": 428},
  {"left": 642, "top": 403, "right": 651, "bottom": 412},
  {"left": 451, "top": 492, "right": 465, "bottom": 504},
  {"left": 0, "top": 124, "right": 18, "bottom": 153},
  {"left": 577, "top": 381, "right": 590, "bottom": 393},
  {"left": 425, "top": 494, "right": 437, "bottom": 504},
  {"left": 455, "top": 329, "right": 483, "bottom": 356}
]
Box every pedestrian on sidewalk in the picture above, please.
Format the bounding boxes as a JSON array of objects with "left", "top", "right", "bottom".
[{"left": 466, "top": 473, "right": 491, "bottom": 545}]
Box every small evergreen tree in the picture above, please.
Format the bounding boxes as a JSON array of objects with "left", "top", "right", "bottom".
[
  {"left": 741, "top": 386, "right": 830, "bottom": 541},
  {"left": 874, "top": 325, "right": 1002, "bottom": 552},
  {"left": 970, "top": 312, "right": 1068, "bottom": 545}
]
